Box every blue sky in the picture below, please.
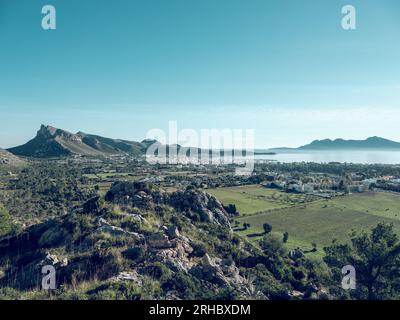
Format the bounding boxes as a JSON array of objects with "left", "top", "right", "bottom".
[{"left": 1, "top": 0, "right": 400, "bottom": 148}]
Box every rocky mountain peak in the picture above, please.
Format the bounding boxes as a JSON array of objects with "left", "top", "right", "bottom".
[
  {"left": 38, "top": 124, "right": 58, "bottom": 137},
  {"left": 37, "top": 124, "right": 81, "bottom": 142}
]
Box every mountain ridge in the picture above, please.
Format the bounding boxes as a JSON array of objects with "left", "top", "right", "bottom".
[
  {"left": 268, "top": 136, "right": 400, "bottom": 151},
  {"left": 298, "top": 136, "right": 400, "bottom": 150},
  {"left": 7, "top": 125, "right": 151, "bottom": 158},
  {"left": 8, "top": 125, "right": 400, "bottom": 158},
  {"left": 7, "top": 125, "right": 251, "bottom": 158}
]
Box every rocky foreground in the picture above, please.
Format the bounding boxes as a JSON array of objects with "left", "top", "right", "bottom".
[{"left": 0, "top": 181, "right": 329, "bottom": 300}]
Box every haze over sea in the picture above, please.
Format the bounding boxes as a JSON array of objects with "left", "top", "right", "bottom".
[{"left": 256, "top": 150, "right": 400, "bottom": 165}]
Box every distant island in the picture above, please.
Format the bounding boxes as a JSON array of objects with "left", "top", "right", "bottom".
[{"left": 268, "top": 136, "right": 400, "bottom": 152}]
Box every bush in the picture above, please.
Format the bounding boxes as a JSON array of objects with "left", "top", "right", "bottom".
[
  {"left": 89, "top": 281, "right": 141, "bottom": 300},
  {"left": 0, "top": 203, "right": 19, "bottom": 238},
  {"left": 223, "top": 204, "right": 238, "bottom": 216},
  {"left": 283, "top": 232, "right": 289, "bottom": 243},
  {"left": 260, "top": 234, "right": 287, "bottom": 258},
  {"left": 190, "top": 241, "right": 208, "bottom": 257},
  {"left": 122, "top": 246, "right": 147, "bottom": 262},
  {"left": 246, "top": 264, "right": 291, "bottom": 300},
  {"left": 213, "top": 287, "right": 241, "bottom": 300},
  {"left": 38, "top": 227, "right": 68, "bottom": 247},
  {"left": 161, "top": 273, "right": 205, "bottom": 299},
  {"left": 262, "top": 223, "right": 272, "bottom": 234},
  {"left": 0, "top": 287, "right": 22, "bottom": 300},
  {"left": 142, "top": 262, "right": 171, "bottom": 281},
  {"left": 88, "top": 248, "right": 126, "bottom": 280}
]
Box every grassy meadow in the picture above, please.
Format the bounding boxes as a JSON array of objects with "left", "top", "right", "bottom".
[
  {"left": 207, "top": 185, "right": 319, "bottom": 215},
  {"left": 208, "top": 185, "right": 400, "bottom": 257}
]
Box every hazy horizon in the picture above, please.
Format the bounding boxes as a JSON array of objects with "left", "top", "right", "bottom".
[{"left": 1, "top": 0, "right": 400, "bottom": 148}]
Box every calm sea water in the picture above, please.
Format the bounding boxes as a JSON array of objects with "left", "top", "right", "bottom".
[{"left": 255, "top": 151, "right": 400, "bottom": 165}]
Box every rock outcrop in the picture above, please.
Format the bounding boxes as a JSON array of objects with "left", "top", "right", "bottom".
[
  {"left": 105, "top": 181, "right": 163, "bottom": 209},
  {"left": 106, "top": 181, "right": 231, "bottom": 227},
  {"left": 167, "top": 189, "right": 231, "bottom": 226}
]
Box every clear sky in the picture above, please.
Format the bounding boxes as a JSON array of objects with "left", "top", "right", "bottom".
[{"left": 1, "top": 0, "right": 400, "bottom": 148}]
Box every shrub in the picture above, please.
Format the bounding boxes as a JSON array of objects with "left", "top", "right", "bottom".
[
  {"left": 0, "top": 203, "right": 19, "bottom": 238},
  {"left": 0, "top": 287, "right": 22, "bottom": 300},
  {"left": 89, "top": 281, "right": 141, "bottom": 300},
  {"left": 246, "top": 264, "right": 291, "bottom": 300},
  {"left": 213, "top": 287, "right": 241, "bottom": 300},
  {"left": 122, "top": 246, "right": 147, "bottom": 262},
  {"left": 262, "top": 223, "right": 272, "bottom": 234},
  {"left": 190, "top": 241, "right": 208, "bottom": 257},
  {"left": 142, "top": 262, "right": 171, "bottom": 281},
  {"left": 161, "top": 273, "right": 204, "bottom": 299},
  {"left": 260, "top": 234, "right": 287, "bottom": 258},
  {"left": 88, "top": 248, "right": 126, "bottom": 280},
  {"left": 283, "top": 232, "right": 289, "bottom": 243},
  {"left": 38, "top": 227, "right": 68, "bottom": 247}
]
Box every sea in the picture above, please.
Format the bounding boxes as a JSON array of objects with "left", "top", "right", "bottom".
[{"left": 254, "top": 150, "right": 400, "bottom": 165}]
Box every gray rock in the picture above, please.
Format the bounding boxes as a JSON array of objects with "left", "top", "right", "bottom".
[
  {"left": 96, "top": 225, "right": 144, "bottom": 240},
  {"left": 146, "top": 233, "right": 172, "bottom": 249},
  {"left": 111, "top": 271, "right": 143, "bottom": 286},
  {"left": 167, "top": 226, "right": 180, "bottom": 239},
  {"left": 167, "top": 189, "right": 231, "bottom": 227},
  {"left": 97, "top": 217, "right": 109, "bottom": 226},
  {"left": 45, "top": 253, "right": 59, "bottom": 265}
]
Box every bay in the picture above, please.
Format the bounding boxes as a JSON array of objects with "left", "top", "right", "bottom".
[{"left": 255, "top": 150, "right": 400, "bottom": 164}]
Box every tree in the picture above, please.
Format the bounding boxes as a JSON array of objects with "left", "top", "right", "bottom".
[
  {"left": 224, "top": 204, "right": 238, "bottom": 216},
  {"left": 243, "top": 223, "right": 251, "bottom": 230},
  {"left": 324, "top": 223, "right": 400, "bottom": 300},
  {"left": 283, "top": 232, "right": 289, "bottom": 243},
  {"left": 262, "top": 223, "right": 272, "bottom": 235},
  {"left": 260, "top": 234, "right": 287, "bottom": 258},
  {"left": 311, "top": 243, "right": 317, "bottom": 252}
]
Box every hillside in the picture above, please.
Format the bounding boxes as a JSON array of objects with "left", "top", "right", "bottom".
[
  {"left": 7, "top": 125, "right": 247, "bottom": 159},
  {"left": 0, "top": 148, "right": 25, "bottom": 166},
  {"left": 0, "top": 181, "right": 325, "bottom": 300},
  {"left": 7, "top": 125, "right": 150, "bottom": 158}
]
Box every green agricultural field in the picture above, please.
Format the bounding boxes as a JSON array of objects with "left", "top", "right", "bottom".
[
  {"left": 209, "top": 185, "right": 400, "bottom": 257},
  {"left": 233, "top": 192, "right": 400, "bottom": 256},
  {"left": 207, "top": 185, "right": 318, "bottom": 215}
]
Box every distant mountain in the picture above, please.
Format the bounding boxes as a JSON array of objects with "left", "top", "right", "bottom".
[
  {"left": 266, "top": 137, "right": 400, "bottom": 152},
  {"left": 11, "top": 126, "right": 399, "bottom": 158},
  {"left": 298, "top": 136, "right": 400, "bottom": 150},
  {"left": 7, "top": 125, "right": 257, "bottom": 159},
  {"left": 7, "top": 125, "right": 151, "bottom": 158},
  {"left": 0, "top": 148, "right": 25, "bottom": 165}
]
